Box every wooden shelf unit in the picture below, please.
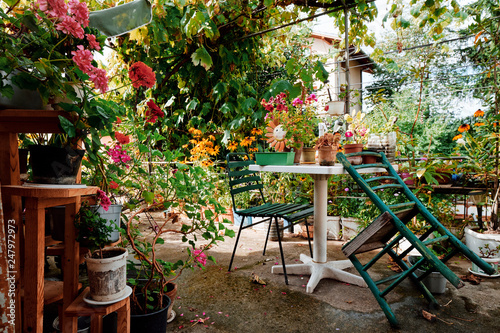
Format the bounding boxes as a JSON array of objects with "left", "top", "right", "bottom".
[{"left": 0, "top": 108, "right": 95, "bottom": 333}]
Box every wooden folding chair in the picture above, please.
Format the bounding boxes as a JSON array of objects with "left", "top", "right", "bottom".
[{"left": 336, "top": 150, "right": 496, "bottom": 327}]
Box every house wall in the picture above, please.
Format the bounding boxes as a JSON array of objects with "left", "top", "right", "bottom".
[{"left": 308, "top": 37, "right": 365, "bottom": 116}]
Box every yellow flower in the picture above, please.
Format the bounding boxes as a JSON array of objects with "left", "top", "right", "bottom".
[
  {"left": 240, "top": 136, "right": 253, "bottom": 147},
  {"left": 474, "top": 122, "right": 485, "bottom": 126},
  {"left": 251, "top": 128, "right": 263, "bottom": 135},
  {"left": 458, "top": 124, "right": 470, "bottom": 133},
  {"left": 227, "top": 141, "right": 238, "bottom": 151},
  {"left": 474, "top": 109, "right": 485, "bottom": 117},
  {"left": 452, "top": 134, "right": 462, "bottom": 141}
]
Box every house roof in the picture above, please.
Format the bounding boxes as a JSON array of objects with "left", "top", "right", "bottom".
[{"left": 310, "top": 32, "right": 374, "bottom": 74}]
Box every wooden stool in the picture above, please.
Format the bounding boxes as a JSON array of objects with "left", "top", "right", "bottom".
[{"left": 65, "top": 287, "right": 130, "bottom": 333}]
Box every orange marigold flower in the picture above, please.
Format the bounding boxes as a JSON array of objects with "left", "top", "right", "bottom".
[
  {"left": 458, "top": 124, "right": 470, "bottom": 132},
  {"left": 473, "top": 109, "right": 484, "bottom": 117},
  {"left": 452, "top": 134, "right": 462, "bottom": 141},
  {"left": 128, "top": 61, "right": 155, "bottom": 89},
  {"left": 474, "top": 122, "right": 485, "bottom": 127}
]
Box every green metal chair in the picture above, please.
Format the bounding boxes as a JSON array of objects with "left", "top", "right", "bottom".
[
  {"left": 226, "top": 153, "right": 314, "bottom": 284},
  {"left": 336, "top": 150, "right": 496, "bottom": 327}
]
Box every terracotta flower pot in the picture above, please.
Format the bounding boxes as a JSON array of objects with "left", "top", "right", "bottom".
[
  {"left": 343, "top": 143, "right": 364, "bottom": 165},
  {"left": 318, "top": 146, "right": 337, "bottom": 166}
]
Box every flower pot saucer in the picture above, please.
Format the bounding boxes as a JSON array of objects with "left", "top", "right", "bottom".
[
  {"left": 167, "top": 310, "right": 176, "bottom": 323},
  {"left": 83, "top": 285, "right": 132, "bottom": 305},
  {"left": 468, "top": 268, "right": 500, "bottom": 278}
]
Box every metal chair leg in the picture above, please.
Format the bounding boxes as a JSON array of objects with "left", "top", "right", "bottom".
[
  {"left": 275, "top": 217, "right": 288, "bottom": 285},
  {"left": 228, "top": 220, "right": 245, "bottom": 271},
  {"left": 304, "top": 218, "right": 313, "bottom": 259},
  {"left": 263, "top": 217, "right": 272, "bottom": 255}
]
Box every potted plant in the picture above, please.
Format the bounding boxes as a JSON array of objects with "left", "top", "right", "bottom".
[
  {"left": 407, "top": 255, "right": 448, "bottom": 294},
  {"left": 455, "top": 109, "right": 500, "bottom": 271},
  {"left": 314, "top": 132, "right": 341, "bottom": 166},
  {"left": 342, "top": 111, "right": 369, "bottom": 165},
  {"left": 261, "top": 90, "right": 319, "bottom": 163},
  {"left": 1, "top": 1, "right": 125, "bottom": 182},
  {"left": 74, "top": 190, "right": 128, "bottom": 303}
]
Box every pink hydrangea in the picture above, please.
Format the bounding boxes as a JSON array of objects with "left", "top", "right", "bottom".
[{"left": 193, "top": 249, "right": 207, "bottom": 269}]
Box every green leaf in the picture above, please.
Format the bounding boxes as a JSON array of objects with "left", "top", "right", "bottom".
[
  {"left": 191, "top": 46, "right": 213, "bottom": 70},
  {"left": 139, "top": 144, "right": 149, "bottom": 153},
  {"left": 58, "top": 116, "right": 76, "bottom": 138},
  {"left": 225, "top": 229, "right": 235, "bottom": 238},
  {"left": 143, "top": 191, "right": 154, "bottom": 203}
]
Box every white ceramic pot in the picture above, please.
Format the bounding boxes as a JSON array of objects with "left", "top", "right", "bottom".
[
  {"left": 408, "top": 256, "right": 447, "bottom": 294},
  {"left": 86, "top": 247, "right": 128, "bottom": 302},
  {"left": 464, "top": 226, "right": 500, "bottom": 257}
]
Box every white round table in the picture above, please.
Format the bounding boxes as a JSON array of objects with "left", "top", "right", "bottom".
[{"left": 249, "top": 163, "right": 389, "bottom": 293}]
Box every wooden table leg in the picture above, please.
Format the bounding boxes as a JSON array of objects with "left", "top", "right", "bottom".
[
  {"left": 60, "top": 200, "right": 79, "bottom": 333},
  {"left": 23, "top": 198, "right": 44, "bottom": 333},
  {"left": 116, "top": 298, "right": 131, "bottom": 332}
]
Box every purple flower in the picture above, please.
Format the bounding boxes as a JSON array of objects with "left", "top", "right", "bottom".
[{"left": 344, "top": 188, "right": 349, "bottom": 192}]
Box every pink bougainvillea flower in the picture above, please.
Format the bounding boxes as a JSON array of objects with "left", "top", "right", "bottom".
[
  {"left": 86, "top": 34, "right": 101, "bottom": 50},
  {"left": 193, "top": 249, "right": 207, "bottom": 269},
  {"left": 97, "top": 189, "right": 111, "bottom": 211},
  {"left": 115, "top": 132, "right": 130, "bottom": 145},
  {"left": 128, "top": 62, "right": 156, "bottom": 89}
]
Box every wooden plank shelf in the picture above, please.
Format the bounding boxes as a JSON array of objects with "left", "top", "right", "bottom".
[{"left": 0, "top": 109, "right": 69, "bottom": 133}]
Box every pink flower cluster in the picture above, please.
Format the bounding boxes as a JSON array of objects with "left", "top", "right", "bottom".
[
  {"left": 35, "top": 0, "right": 109, "bottom": 93},
  {"left": 36, "top": 0, "right": 89, "bottom": 39},
  {"left": 261, "top": 92, "right": 318, "bottom": 113},
  {"left": 97, "top": 189, "right": 111, "bottom": 211},
  {"left": 108, "top": 145, "right": 131, "bottom": 166},
  {"left": 193, "top": 249, "right": 207, "bottom": 269}
]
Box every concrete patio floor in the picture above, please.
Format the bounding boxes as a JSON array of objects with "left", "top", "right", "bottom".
[
  {"left": 156, "top": 220, "right": 500, "bottom": 333},
  {"left": 43, "top": 214, "right": 500, "bottom": 332}
]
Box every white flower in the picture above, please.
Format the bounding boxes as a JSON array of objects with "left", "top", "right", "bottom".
[{"left": 457, "top": 138, "right": 466, "bottom": 145}]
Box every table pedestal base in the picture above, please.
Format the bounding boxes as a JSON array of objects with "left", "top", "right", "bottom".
[{"left": 271, "top": 254, "right": 367, "bottom": 293}]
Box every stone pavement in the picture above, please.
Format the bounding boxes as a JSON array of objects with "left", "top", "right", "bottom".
[{"left": 162, "top": 222, "right": 500, "bottom": 333}]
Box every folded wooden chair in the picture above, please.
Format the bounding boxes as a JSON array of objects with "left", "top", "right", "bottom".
[
  {"left": 336, "top": 150, "right": 496, "bottom": 327},
  {"left": 226, "top": 153, "right": 314, "bottom": 284}
]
